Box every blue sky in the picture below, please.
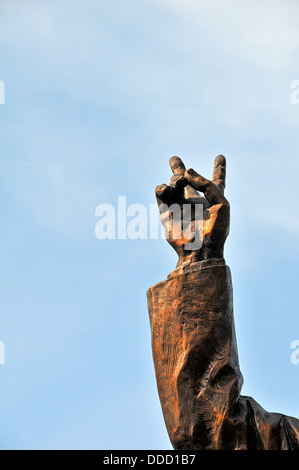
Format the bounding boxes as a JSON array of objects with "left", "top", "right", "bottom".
[{"left": 1, "top": 0, "right": 299, "bottom": 449}]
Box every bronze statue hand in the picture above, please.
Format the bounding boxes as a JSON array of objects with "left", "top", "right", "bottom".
[
  {"left": 148, "top": 155, "right": 299, "bottom": 450},
  {"left": 155, "top": 155, "right": 230, "bottom": 267}
]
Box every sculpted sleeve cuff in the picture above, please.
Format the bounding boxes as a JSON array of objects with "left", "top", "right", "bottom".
[{"left": 147, "top": 259, "right": 299, "bottom": 450}]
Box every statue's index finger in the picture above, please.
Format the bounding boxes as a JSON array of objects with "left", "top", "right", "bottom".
[
  {"left": 169, "top": 156, "right": 200, "bottom": 199},
  {"left": 211, "top": 154, "right": 226, "bottom": 194},
  {"left": 169, "top": 156, "right": 186, "bottom": 175}
]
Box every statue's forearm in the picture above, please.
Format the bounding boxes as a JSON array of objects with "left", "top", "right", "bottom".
[
  {"left": 147, "top": 258, "right": 242, "bottom": 449},
  {"left": 147, "top": 259, "right": 299, "bottom": 450}
]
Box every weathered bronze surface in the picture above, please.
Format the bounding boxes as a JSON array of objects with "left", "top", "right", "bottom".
[{"left": 147, "top": 156, "right": 299, "bottom": 450}]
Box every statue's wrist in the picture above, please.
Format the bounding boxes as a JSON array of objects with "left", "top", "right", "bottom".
[
  {"left": 176, "top": 249, "right": 225, "bottom": 269},
  {"left": 169, "top": 257, "right": 226, "bottom": 279}
]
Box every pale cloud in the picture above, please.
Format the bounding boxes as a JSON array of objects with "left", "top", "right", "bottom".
[{"left": 158, "top": 0, "right": 299, "bottom": 69}]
